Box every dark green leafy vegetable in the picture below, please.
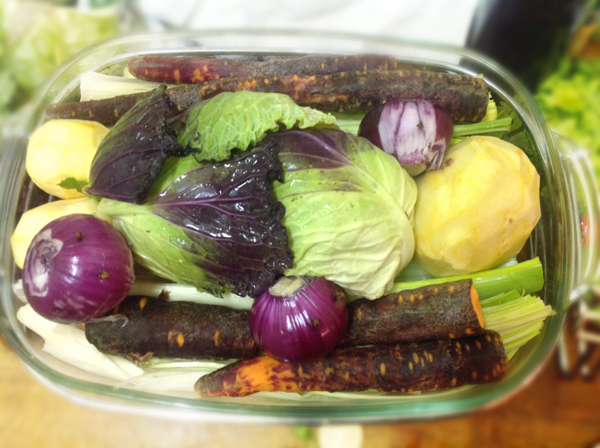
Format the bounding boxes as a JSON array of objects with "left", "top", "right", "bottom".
[
  {"left": 85, "top": 86, "right": 182, "bottom": 205},
  {"left": 98, "top": 145, "right": 293, "bottom": 298}
]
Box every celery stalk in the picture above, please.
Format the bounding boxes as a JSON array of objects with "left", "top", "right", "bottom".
[
  {"left": 479, "top": 290, "right": 523, "bottom": 306},
  {"left": 332, "top": 101, "right": 509, "bottom": 138},
  {"left": 481, "top": 290, "right": 554, "bottom": 356},
  {"left": 390, "top": 257, "right": 544, "bottom": 299},
  {"left": 451, "top": 117, "right": 512, "bottom": 137},
  {"left": 501, "top": 322, "right": 545, "bottom": 348},
  {"left": 128, "top": 280, "right": 254, "bottom": 310},
  {"left": 482, "top": 294, "right": 543, "bottom": 314}
]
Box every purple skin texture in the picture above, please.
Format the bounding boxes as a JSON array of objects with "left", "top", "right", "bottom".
[
  {"left": 359, "top": 99, "right": 454, "bottom": 176},
  {"left": 249, "top": 276, "right": 348, "bottom": 363},
  {"left": 22, "top": 214, "right": 135, "bottom": 323}
]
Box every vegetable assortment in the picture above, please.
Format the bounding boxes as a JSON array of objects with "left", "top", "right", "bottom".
[{"left": 12, "top": 51, "right": 553, "bottom": 401}]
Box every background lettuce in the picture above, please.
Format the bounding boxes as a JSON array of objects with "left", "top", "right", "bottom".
[{"left": 0, "top": 1, "right": 118, "bottom": 118}]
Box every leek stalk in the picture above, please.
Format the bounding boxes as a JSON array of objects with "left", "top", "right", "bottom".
[{"left": 390, "top": 257, "right": 544, "bottom": 299}]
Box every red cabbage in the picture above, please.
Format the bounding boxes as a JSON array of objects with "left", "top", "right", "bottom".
[
  {"left": 98, "top": 145, "right": 293, "bottom": 298},
  {"left": 86, "top": 85, "right": 182, "bottom": 204}
]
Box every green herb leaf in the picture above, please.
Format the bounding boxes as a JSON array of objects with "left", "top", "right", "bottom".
[{"left": 58, "top": 177, "right": 88, "bottom": 193}]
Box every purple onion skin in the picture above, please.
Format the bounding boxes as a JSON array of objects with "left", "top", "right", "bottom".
[
  {"left": 249, "top": 277, "right": 348, "bottom": 363},
  {"left": 22, "top": 214, "right": 135, "bottom": 323},
  {"left": 358, "top": 99, "right": 454, "bottom": 176}
]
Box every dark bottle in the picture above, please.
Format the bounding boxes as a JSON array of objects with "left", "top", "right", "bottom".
[{"left": 466, "top": 0, "right": 591, "bottom": 91}]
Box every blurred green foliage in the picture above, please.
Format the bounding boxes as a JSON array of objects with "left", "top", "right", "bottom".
[
  {"left": 292, "top": 426, "right": 314, "bottom": 445},
  {"left": 0, "top": 0, "right": 118, "bottom": 117},
  {"left": 535, "top": 58, "right": 600, "bottom": 177}
]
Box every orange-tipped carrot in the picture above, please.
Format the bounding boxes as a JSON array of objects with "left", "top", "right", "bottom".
[{"left": 195, "top": 331, "right": 508, "bottom": 397}]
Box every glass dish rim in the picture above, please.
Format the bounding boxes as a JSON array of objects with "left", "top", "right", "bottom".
[{"left": 0, "top": 29, "right": 572, "bottom": 424}]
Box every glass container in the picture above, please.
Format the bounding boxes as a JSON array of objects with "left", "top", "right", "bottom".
[{"left": 1, "top": 31, "right": 599, "bottom": 424}]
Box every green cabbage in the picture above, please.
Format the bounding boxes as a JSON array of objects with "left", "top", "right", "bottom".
[
  {"left": 177, "top": 91, "right": 336, "bottom": 161},
  {"left": 266, "top": 128, "right": 418, "bottom": 299}
]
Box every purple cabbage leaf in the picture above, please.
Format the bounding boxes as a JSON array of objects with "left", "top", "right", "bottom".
[
  {"left": 85, "top": 85, "right": 183, "bottom": 204},
  {"left": 97, "top": 145, "right": 293, "bottom": 298}
]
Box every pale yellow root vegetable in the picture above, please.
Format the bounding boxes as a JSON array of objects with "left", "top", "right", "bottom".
[
  {"left": 26, "top": 119, "right": 109, "bottom": 198},
  {"left": 10, "top": 198, "right": 111, "bottom": 269},
  {"left": 414, "top": 136, "right": 541, "bottom": 277}
]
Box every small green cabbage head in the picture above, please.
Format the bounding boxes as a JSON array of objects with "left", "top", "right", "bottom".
[{"left": 267, "top": 128, "right": 418, "bottom": 299}]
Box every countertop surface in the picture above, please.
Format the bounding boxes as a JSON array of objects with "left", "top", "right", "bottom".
[{"left": 1, "top": 332, "right": 600, "bottom": 448}]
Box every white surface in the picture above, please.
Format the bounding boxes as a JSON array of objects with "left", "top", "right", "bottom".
[
  {"left": 134, "top": 0, "right": 478, "bottom": 46},
  {"left": 318, "top": 425, "right": 364, "bottom": 448}
]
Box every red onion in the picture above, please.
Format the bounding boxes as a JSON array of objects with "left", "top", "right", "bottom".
[
  {"left": 22, "top": 214, "right": 135, "bottom": 323},
  {"left": 249, "top": 276, "right": 348, "bottom": 363},
  {"left": 358, "top": 98, "right": 454, "bottom": 176}
]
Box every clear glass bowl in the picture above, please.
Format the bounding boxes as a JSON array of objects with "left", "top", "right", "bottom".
[{"left": 1, "top": 31, "right": 599, "bottom": 424}]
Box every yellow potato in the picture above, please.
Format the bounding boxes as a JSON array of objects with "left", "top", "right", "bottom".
[
  {"left": 26, "top": 119, "right": 109, "bottom": 198},
  {"left": 10, "top": 198, "right": 111, "bottom": 269},
  {"left": 414, "top": 136, "right": 541, "bottom": 277}
]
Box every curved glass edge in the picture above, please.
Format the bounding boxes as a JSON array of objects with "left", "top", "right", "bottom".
[
  {"left": 551, "top": 131, "right": 600, "bottom": 302},
  {"left": 0, "top": 30, "right": 579, "bottom": 422}
]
